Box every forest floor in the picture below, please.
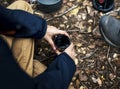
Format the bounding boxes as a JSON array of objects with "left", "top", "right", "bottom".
[{"left": 1, "top": 0, "right": 120, "bottom": 89}]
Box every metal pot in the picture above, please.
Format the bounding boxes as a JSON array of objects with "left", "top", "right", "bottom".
[{"left": 36, "top": 0, "right": 63, "bottom": 13}]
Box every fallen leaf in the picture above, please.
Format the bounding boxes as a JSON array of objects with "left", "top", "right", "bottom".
[
  {"left": 79, "top": 86, "right": 85, "bottom": 89},
  {"left": 109, "top": 73, "right": 116, "bottom": 80},
  {"left": 68, "top": 7, "right": 80, "bottom": 16},
  {"left": 79, "top": 73, "right": 88, "bottom": 81},
  {"left": 91, "top": 77, "right": 97, "bottom": 83},
  {"left": 97, "top": 77, "right": 102, "bottom": 86}
]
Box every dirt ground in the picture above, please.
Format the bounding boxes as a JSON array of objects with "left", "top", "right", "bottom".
[
  {"left": 1, "top": 0, "right": 120, "bottom": 89},
  {"left": 34, "top": 0, "right": 120, "bottom": 89}
]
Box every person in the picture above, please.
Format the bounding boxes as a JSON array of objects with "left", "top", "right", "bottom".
[
  {"left": 0, "top": 0, "right": 77, "bottom": 89},
  {"left": 99, "top": 15, "right": 120, "bottom": 48}
]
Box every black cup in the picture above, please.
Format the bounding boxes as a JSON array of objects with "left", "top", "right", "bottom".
[
  {"left": 92, "top": 0, "right": 114, "bottom": 12},
  {"left": 53, "top": 34, "right": 70, "bottom": 52}
]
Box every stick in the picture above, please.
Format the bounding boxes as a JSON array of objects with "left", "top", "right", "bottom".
[
  {"left": 79, "top": 48, "right": 98, "bottom": 60},
  {"left": 67, "top": 29, "right": 80, "bottom": 32},
  {"left": 46, "top": 4, "right": 80, "bottom": 21},
  {"left": 106, "top": 45, "right": 116, "bottom": 74},
  {"left": 67, "top": 30, "right": 91, "bottom": 34}
]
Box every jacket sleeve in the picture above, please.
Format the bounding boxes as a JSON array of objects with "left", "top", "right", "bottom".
[
  {"left": 34, "top": 53, "right": 76, "bottom": 89},
  {"left": 0, "top": 5, "right": 47, "bottom": 39}
]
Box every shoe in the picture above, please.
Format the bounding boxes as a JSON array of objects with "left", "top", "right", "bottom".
[{"left": 99, "top": 15, "right": 120, "bottom": 47}]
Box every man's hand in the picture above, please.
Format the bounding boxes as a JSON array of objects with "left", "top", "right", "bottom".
[
  {"left": 64, "top": 43, "right": 77, "bottom": 62},
  {"left": 44, "top": 25, "right": 69, "bottom": 53}
]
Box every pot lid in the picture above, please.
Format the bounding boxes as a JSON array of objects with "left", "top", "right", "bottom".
[{"left": 37, "top": 0, "right": 61, "bottom": 5}]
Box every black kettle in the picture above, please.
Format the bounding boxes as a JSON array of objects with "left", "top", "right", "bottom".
[{"left": 92, "top": 0, "right": 114, "bottom": 12}]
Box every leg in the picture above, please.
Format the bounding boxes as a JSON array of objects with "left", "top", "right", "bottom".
[
  {"left": 4, "top": 0, "right": 34, "bottom": 76},
  {"left": 6, "top": 0, "right": 47, "bottom": 77},
  {"left": 7, "top": 0, "right": 33, "bottom": 13},
  {"left": 33, "top": 60, "right": 47, "bottom": 77},
  {"left": 12, "top": 38, "right": 34, "bottom": 76}
]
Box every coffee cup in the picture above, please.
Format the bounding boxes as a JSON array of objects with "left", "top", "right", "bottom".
[{"left": 53, "top": 34, "right": 70, "bottom": 52}]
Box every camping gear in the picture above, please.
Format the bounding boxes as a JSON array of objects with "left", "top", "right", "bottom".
[
  {"left": 36, "top": 0, "right": 63, "bottom": 13},
  {"left": 92, "top": 0, "right": 114, "bottom": 12}
]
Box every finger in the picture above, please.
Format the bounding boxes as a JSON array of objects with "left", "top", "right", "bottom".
[
  {"left": 62, "top": 32, "right": 69, "bottom": 37},
  {"left": 55, "top": 50, "right": 61, "bottom": 55},
  {"left": 48, "top": 39, "right": 56, "bottom": 51},
  {"left": 58, "top": 30, "right": 69, "bottom": 37},
  {"left": 64, "top": 32, "right": 69, "bottom": 37}
]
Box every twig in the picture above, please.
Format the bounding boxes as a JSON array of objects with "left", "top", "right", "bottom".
[
  {"left": 46, "top": 4, "right": 80, "bottom": 21},
  {"left": 81, "top": 82, "right": 88, "bottom": 89},
  {"left": 67, "top": 29, "right": 80, "bottom": 32},
  {"left": 67, "top": 30, "right": 91, "bottom": 34},
  {"left": 106, "top": 45, "right": 116, "bottom": 74},
  {"left": 79, "top": 48, "right": 98, "bottom": 60},
  {"left": 106, "top": 45, "right": 110, "bottom": 58}
]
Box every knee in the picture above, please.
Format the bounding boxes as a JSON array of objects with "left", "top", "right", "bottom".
[{"left": 8, "top": 0, "right": 33, "bottom": 13}]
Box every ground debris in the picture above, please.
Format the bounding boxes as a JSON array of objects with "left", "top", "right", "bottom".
[{"left": 2, "top": 0, "right": 120, "bottom": 89}]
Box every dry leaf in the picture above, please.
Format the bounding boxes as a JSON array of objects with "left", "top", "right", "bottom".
[
  {"left": 109, "top": 73, "right": 116, "bottom": 80},
  {"left": 68, "top": 7, "right": 80, "bottom": 16},
  {"left": 91, "top": 77, "right": 97, "bottom": 83},
  {"left": 97, "top": 77, "right": 102, "bottom": 86},
  {"left": 79, "top": 86, "right": 84, "bottom": 89},
  {"left": 88, "top": 44, "right": 95, "bottom": 49},
  {"left": 79, "top": 74, "right": 88, "bottom": 81}
]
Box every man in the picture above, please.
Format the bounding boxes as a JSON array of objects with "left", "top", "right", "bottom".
[{"left": 0, "top": 0, "right": 76, "bottom": 89}]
